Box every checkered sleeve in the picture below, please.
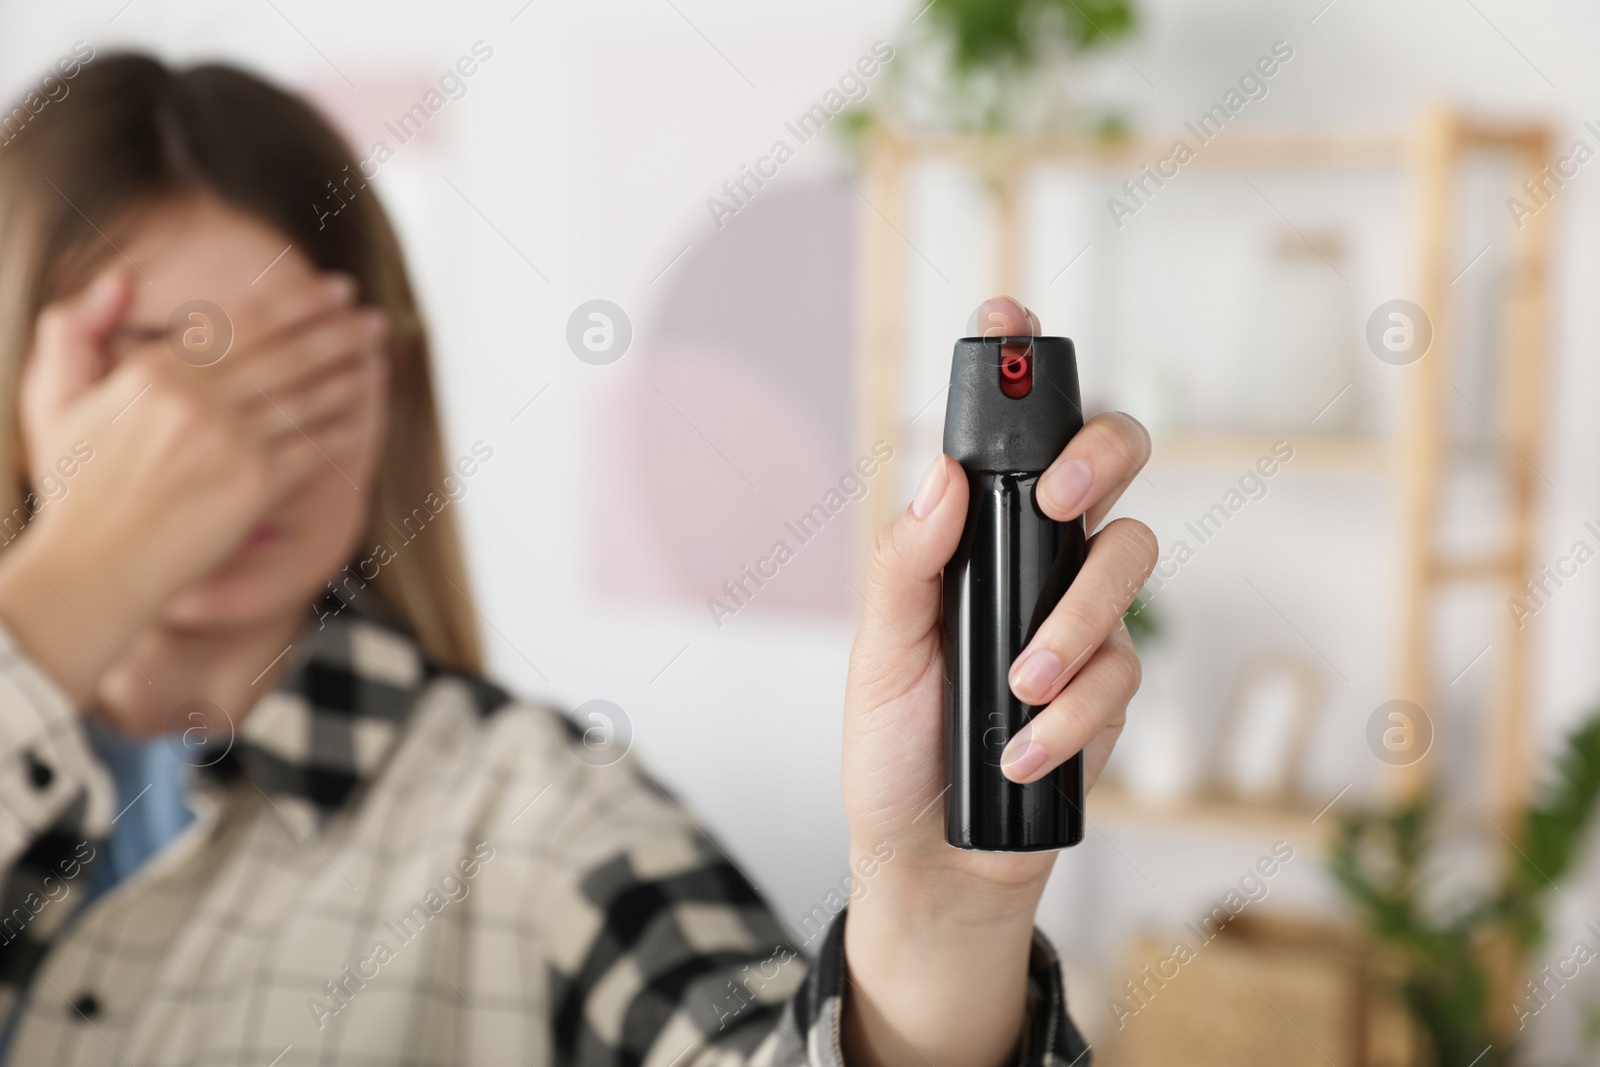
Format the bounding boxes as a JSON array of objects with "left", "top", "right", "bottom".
[
  {"left": 0, "top": 620, "right": 112, "bottom": 1004},
  {"left": 546, "top": 824, "right": 1092, "bottom": 1067}
]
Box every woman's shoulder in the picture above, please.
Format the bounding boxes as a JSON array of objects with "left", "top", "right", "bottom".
[
  {"left": 269, "top": 606, "right": 713, "bottom": 873},
  {"left": 393, "top": 662, "right": 705, "bottom": 865},
  {"left": 408, "top": 663, "right": 634, "bottom": 781}
]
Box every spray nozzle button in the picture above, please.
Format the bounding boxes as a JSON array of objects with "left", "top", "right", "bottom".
[{"left": 999, "top": 343, "right": 1032, "bottom": 398}]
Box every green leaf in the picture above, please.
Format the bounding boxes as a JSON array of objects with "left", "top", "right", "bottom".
[
  {"left": 924, "top": 0, "right": 1136, "bottom": 71},
  {"left": 1328, "top": 705, "right": 1600, "bottom": 1063}
]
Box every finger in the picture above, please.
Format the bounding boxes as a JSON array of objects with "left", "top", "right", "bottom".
[
  {"left": 248, "top": 353, "right": 378, "bottom": 442},
  {"left": 998, "top": 625, "right": 1140, "bottom": 784},
  {"left": 226, "top": 307, "right": 387, "bottom": 401},
  {"left": 1007, "top": 517, "right": 1157, "bottom": 707},
  {"left": 261, "top": 355, "right": 384, "bottom": 482},
  {"left": 262, "top": 431, "right": 339, "bottom": 500},
  {"left": 24, "top": 268, "right": 134, "bottom": 419},
  {"left": 262, "top": 408, "right": 375, "bottom": 499},
  {"left": 1080, "top": 700, "right": 1129, "bottom": 791},
  {"left": 223, "top": 272, "right": 356, "bottom": 355},
  {"left": 1035, "top": 411, "right": 1152, "bottom": 528},
  {"left": 851, "top": 454, "right": 971, "bottom": 700},
  {"left": 967, "top": 295, "right": 1040, "bottom": 338}
]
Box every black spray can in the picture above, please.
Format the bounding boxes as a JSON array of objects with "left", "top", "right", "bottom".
[{"left": 942, "top": 335, "right": 1087, "bottom": 852}]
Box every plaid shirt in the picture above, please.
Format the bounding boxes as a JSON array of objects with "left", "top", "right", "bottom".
[{"left": 0, "top": 599, "right": 1089, "bottom": 1066}]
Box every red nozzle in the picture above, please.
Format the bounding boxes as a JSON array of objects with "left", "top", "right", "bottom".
[{"left": 999, "top": 343, "right": 1032, "bottom": 398}]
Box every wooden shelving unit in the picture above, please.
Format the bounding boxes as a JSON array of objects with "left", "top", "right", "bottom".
[
  {"left": 1090, "top": 781, "right": 1336, "bottom": 847},
  {"left": 1397, "top": 116, "right": 1553, "bottom": 837},
  {"left": 1150, "top": 432, "right": 1389, "bottom": 473}
]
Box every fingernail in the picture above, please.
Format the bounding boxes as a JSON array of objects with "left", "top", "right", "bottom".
[
  {"left": 325, "top": 274, "right": 355, "bottom": 301},
  {"left": 1001, "top": 727, "right": 1047, "bottom": 783},
  {"left": 911, "top": 455, "right": 948, "bottom": 518},
  {"left": 1010, "top": 647, "right": 1062, "bottom": 702},
  {"left": 972, "top": 296, "right": 1026, "bottom": 337},
  {"left": 1040, "top": 458, "right": 1092, "bottom": 516},
  {"left": 361, "top": 310, "right": 389, "bottom": 338}
]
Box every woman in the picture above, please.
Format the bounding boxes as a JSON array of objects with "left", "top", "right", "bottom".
[{"left": 0, "top": 54, "right": 1155, "bottom": 1066}]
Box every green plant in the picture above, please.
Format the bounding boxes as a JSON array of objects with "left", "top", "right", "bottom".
[
  {"left": 1122, "top": 595, "right": 1159, "bottom": 647},
  {"left": 924, "top": 0, "right": 1134, "bottom": 73},
  {"left": 849, "top": 0, "right": 1138, "bottom": 137},
  {"left": 1330, "top": 711, "right": 1600, "bottom": 1064}
]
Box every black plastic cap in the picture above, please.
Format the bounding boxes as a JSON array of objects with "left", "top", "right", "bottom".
[{"left": 943, "top": 336, "right": 1082, "bottom": 472}]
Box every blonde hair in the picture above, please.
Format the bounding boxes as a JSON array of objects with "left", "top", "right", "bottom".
[{"left": 0, "top": 54, "right": 482, "bottom": 671}]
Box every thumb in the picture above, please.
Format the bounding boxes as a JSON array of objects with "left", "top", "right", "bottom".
[
  {"left": 968, "top": 294, "right": 1039, "bottom": 338},
  {"left": 22, "top": 269, "right": 132, "bottom": 420},
  {"left": 852, "top": 454, "right": 970, "bottom": 694}
]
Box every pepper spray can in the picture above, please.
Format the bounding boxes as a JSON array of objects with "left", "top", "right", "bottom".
[{"left": 942, "top": 334, "right": 1087, "bottom": 852}]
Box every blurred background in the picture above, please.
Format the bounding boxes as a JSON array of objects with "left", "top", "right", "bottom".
[{"left": 6, "top": 0, "right": 1600, "bottom": 1063}]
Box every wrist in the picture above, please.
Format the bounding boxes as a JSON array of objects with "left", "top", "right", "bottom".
[
  {"left": 849, "top": 836, "right": 1045, "bottom": 933},
  {"left": 0, "top": 531, "right": 157, "bottom": 704},
  {"left": 840, "top": 845, "right": 1042, "bottom": 1067},
  {"left": 848, "top": 858, "right": 1040, "bottom": 973}
]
